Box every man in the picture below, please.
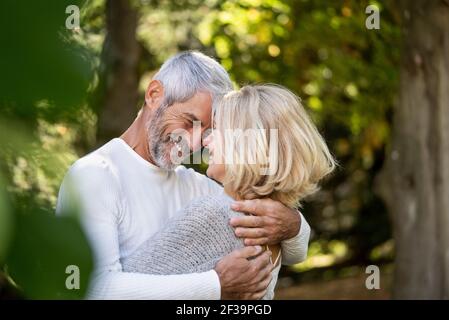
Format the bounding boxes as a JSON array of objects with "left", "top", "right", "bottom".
[{"left": 56, "top": 51, "right": 310, "bottom": 299}]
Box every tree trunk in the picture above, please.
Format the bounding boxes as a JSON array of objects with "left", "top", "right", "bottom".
[
  {"left": 96, "top": 0, "right": 140, "bottom": 146},
  {"left": 377, "top": 0, "right": 449, "bottom": 299}
]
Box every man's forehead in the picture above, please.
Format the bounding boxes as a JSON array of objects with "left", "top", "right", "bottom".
[{"left": 178, "top": 92, "right": 212, "bottom": 124}]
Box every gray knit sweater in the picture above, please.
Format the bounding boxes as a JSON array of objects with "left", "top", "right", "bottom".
[{"left": 122, "top": 193, "right": 280, "bottom": 300}]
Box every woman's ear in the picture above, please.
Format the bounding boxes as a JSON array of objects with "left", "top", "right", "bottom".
[{"left": 145, "top": 80, "right": 164, "bottom": 109}]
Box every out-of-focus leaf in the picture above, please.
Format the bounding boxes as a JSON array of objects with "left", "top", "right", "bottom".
[
  {"left": 6, "top": 210, "right": 93, "bottom": 299},
  {"left": 0, "top": 0, "right": 94, "bottom": 124},
  {"left": 0, "top": 177, "right": 13, "bottom": 264}
]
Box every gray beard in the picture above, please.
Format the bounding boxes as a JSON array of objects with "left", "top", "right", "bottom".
[{"left": 147, "top": 109, "right": 188, "bottom": 171}]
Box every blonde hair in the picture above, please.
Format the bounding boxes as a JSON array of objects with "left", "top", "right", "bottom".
[{"left": 213, "top": 84, "right": 336, "bottom": 208}]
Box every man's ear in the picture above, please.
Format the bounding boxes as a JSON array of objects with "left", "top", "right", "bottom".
[{"left": 145, "top": 80, "right": 164, "bottom": 109}]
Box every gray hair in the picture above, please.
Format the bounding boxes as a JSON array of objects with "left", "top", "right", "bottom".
[{"left": 153, "top": 51, "right": 233, "bottom": 110}]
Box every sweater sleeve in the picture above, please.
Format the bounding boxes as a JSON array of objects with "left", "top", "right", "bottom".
[
  {"left": 122, "top": 195, "right": 245, "bottom": 276},
  {"left": 280, "top": 212, "right": 311, "bottom": 265},
  {"left": 56, "top": 159, "right": 221, "bottom": 300},
  {"left": 121, "top": 194, "right": 279, "bottom": 300}
]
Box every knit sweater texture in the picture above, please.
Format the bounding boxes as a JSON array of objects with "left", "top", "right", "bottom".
[{"left": 122, "top": 193, "right": 281, "bottom": 299}]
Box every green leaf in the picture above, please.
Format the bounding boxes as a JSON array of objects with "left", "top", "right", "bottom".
[
  {"left": 6, "top": 210, "right": 93, "bottom": 299},
  {"left": 0, "top": 177, "right": 14, "bottom": 265}
]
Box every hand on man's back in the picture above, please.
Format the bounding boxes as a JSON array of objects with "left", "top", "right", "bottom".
[{"left": 214, "top": 246, "right": 273, "bottom": 300}]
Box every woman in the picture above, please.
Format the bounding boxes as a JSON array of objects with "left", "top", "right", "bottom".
[{"left": 122, "top": 84, "right": 336, "bottom": 299}]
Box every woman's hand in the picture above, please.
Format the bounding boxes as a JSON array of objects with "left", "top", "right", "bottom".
[{"left": 230, "top": 198, "right": 301, "bottom": 246}]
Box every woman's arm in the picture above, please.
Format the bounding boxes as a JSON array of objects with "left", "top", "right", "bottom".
[
  {"left": 280, "top": 212, "right": 311, "bottom": 265},
  {"left": 122, "top": 195, "right": 245, "bottom": 276}
]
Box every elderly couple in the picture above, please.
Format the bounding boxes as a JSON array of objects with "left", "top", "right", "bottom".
[{"left": 57, "top": 51, "right": 335, "bottom": 299}]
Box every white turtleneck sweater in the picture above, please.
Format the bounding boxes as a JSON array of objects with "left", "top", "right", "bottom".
[{"left": 56, "top": 138, "right": 311, "bottom": 300}]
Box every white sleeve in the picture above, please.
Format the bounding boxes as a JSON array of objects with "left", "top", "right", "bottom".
[
  {"left": 191, "top": 168, "right": 223, "bottom": 195},
  {"left": 178, "top": 166, "right": 224, "bottom": 197},
  {"left": 280, "top": 212, "right": 311, "bottom": 266},
  {"left": 56, "top": 160, "right": 221, "bottom": 300}
]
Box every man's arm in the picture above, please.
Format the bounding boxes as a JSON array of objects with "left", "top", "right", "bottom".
[
  {"left": 88, "top": 269, "right": 221, "bottom": 300},
  {"left": 85, "top": 247, "right": 272, "bottom": 300},
  {"left": 57, "top": 161, "right": 224, "bottom": 299},
  {"left": 230, "top": 199, "right": 311, "bottom": 265},
  {"left": 57, "top": 161, "right": 272, "bottom": 299}
]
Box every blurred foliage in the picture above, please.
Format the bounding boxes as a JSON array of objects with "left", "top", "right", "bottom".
[
  {"left": 0, "top": 176, "right": 13, "bottom": 265},
  {"left": 0, "top": 1, "right": 94, "bottom": 125},
  {"left": 0, "top": 0, "right": 94, "bottom": 299},
  {"left": 1, "top": 0, "right": 400, "bottom": 298},
  {"left": 7, "top": 209, "right": 93, "bottom": 299}
]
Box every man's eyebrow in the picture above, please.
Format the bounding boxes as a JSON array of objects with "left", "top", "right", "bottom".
[{"left": 180, "top": 112, "right": 200, "bottom": 122}]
